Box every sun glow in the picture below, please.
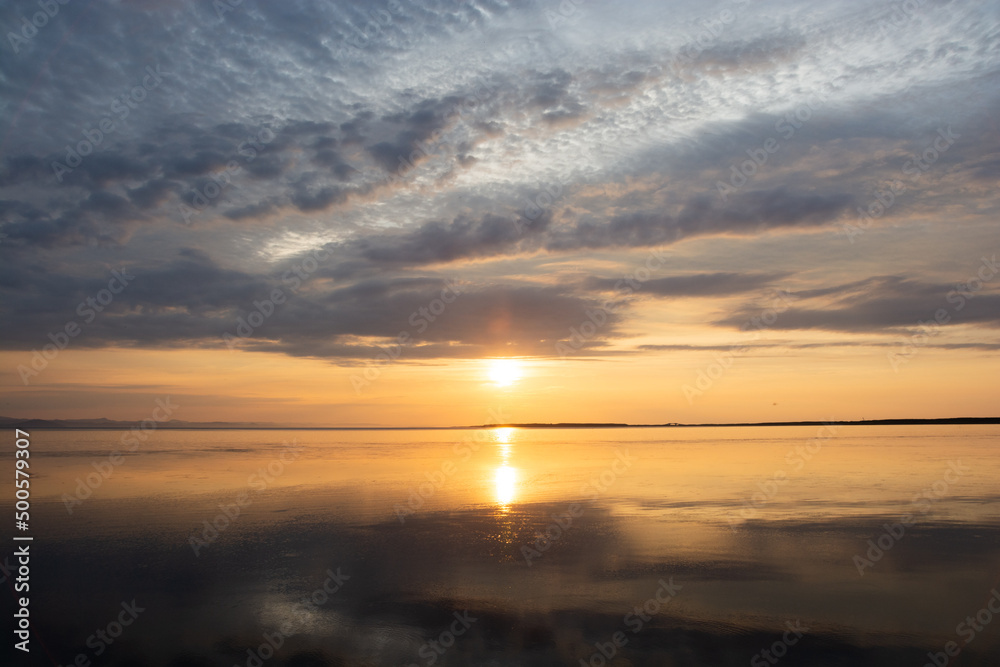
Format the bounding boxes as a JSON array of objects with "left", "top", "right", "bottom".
[
  {"left": 494, "top": 427, "right": 514, "bottom": 444},
  {"left": 495, "top": 465, "right": 517, "bottom": 505},
  {"left": 488, "top": 359, "right": 522, "bottom": 387}
]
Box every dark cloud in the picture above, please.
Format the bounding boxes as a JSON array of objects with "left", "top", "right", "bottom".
[
  {"left": 289, "top": 184, "right": 348, "bottom": 212},
  {"left": 586, "top": 272, "right": 789, "bottom": 297},
  {"left": 715, "top": 276, "right": 1000, "bottom": 333},
  {"left": 0, "top": 154, "right": 47, "bottom": 187},
  {"left": 350, "top": 209, "right": 553, "bottom": 264},
  {"left": 367, "top": 98, "right": 461, "bottom": 173},
  {"left": 223, "top": 199, "right": 278, "bottom": 220},
  {"left": 549, "top": 189, "right": 855, "bottom": 251},
  {"left": 693, "top": 33, "right": 808, "bottom": 74},
  {"left": 127, "top": 178, "right": 179, "bottom": 209},
  {"left": 0, "top": 247, "right": 621, "bottom": 359}
]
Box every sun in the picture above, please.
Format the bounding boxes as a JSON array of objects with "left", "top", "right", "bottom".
[{"left": 487, "top": 359, "right": 522, "bottom": 387}]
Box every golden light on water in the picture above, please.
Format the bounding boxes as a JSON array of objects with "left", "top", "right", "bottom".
[
  {"left": 495, "top": 465, "right": 517, "bottom": 505},
  {"left": 494, "top": 427, "right": 514, "bottom": 444},
  {"left": 487, "top": 359, "right": 522, "bottom": 387}
]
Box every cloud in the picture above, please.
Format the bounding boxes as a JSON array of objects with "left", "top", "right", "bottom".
[
  {"left": 0, "top": 247, "right": 622, "bottom": 359},
  {"left": 549, "top": 189, "right": 855, "bottom": 251},
  {"left": 714, "top": 276, "right": 1000, "bottom": 333},
  {"left": 586, "top": 272, "right": 789, "bottom": 297},
  {"left": 0, "top": 0, "right": 998, "bottom": 366}
]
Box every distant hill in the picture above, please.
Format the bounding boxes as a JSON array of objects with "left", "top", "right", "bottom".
[
  {"left": 1, "top": 416, "right": 997, "bottom": 430},
  {"left": 489, "top": 422, "right": 630, "bottom": 428},
  {"left": 0, "top": 416, "right": 277, "bottom": 430},
  {"left": 655, "top": 417, "right": 1000, "bottom": 427}
]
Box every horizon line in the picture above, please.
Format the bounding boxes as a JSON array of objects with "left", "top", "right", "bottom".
[{"left": 3, "top": 416, "right": 999, "bottom": 430}]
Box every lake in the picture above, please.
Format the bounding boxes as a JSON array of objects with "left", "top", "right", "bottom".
[{"left": 5, "top": 425, "right": 1000, "bottom": 666}]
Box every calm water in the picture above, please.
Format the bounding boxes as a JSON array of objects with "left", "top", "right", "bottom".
[{"left": 3, "top": 426, "right": 999, "bottom": 666}]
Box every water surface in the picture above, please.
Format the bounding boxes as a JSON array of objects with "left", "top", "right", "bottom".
[{"left": 4, "top": 425, "right": 999, "bottom": 666}]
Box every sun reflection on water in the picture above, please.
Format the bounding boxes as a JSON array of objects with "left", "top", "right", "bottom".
[
  {"left": 494, "top": 426, "right": 514, "bottom": 445},
  {"left": 492, "top": 427, "right": 518, "bottom": 510},
  {"left": 495, "top": 465, "right": 517, "bottom": 505}
]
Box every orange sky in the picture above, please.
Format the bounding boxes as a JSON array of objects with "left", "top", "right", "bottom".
[
  {"left": 1, "top": 0, "right": 998, "bottom": 426},
  {"left": 3, "top": 343, "right": 996, "bottom": 426}
]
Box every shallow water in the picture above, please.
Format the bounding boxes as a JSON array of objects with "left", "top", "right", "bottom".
[{"left": 4, "top": 425, "right": 1000, "bottom": 665}]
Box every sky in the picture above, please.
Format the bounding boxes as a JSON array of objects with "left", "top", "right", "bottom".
[{"left": 0, "top": 0, "right": 998, "bottom": 426}]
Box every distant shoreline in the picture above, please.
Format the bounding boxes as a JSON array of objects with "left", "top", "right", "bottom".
[{"left": 3, "top": 417, "right": 998, "bottom": 430}]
